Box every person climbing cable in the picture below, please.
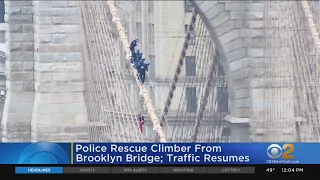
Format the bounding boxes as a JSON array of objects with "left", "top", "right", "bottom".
[
  {"left": 132, "top": 49, "right": 142, "bottom": 66},
  {"left": 130, "top": 37, "right": 139, "bottom": 53},
  {"left": 138, "top": 113, "right": 144, "bottom": 134},
  {"left": 129, "top": 38, "right": 139, "bottom": 65},
  {"left": 141, "top": 58, "right": 149, "bottom": 71},
  {"left": 136, "top": 58, "right": 149, "bottom": 84},
  {"left": 136, "top": 50, "right": 143, "bottom": 62}
]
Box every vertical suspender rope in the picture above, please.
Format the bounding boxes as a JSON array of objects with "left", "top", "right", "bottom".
[
  {"left": 191, "top": 48, "right": 217, "bottom": 142},
  {"left": 156, "top": 10, "right": 198, "bottom": 141}
]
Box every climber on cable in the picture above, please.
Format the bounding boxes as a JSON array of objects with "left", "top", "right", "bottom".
[
  {"left": 132, "top": 49, "right": 143, "bottom": 67},
  {"left": 136, "top": 58, "right": 150, "bottom": 84},
  {"left": 138, "top": 113, "right": 145, "bottom": 134},
  {"left": 130, "top": 37, "right": 139, "bottom": 53},
  {"left": 137, "top": 52, "right": 143, "bottom": 64},
  {"left": 130, "top": 38, "right": 139, "bottom": 64},
  {"left": 142, "top": 58, "right": 149, "bottom": 71}
]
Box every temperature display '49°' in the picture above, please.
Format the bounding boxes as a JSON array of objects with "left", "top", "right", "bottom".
[{"left": 266, "top": 168, "right": 275, "bottom": 173}]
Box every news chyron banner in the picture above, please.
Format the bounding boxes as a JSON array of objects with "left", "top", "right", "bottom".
[{"left": 0, "top": 142, "right": 318, "bottom": 164}]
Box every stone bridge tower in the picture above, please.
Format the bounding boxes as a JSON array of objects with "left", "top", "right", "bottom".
[
  {"left": 0, "top": 0, "right": 304, "bottom": 142},
  {"left": 1, "top": 1, "right": 89, "bottom": 142}
]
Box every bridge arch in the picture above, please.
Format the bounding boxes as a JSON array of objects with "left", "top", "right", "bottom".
[
  {"left": 2, "top": 0, "right": 309, "bottom": 142},
  {"left": 191, "top": 1, "right": 259, "bottom": 117},
  {"left": 191, "top": 1, "right": 305, "bottom": 142},
  {"left": 190, "top": 1, "right": 261, "bottom": 141}
]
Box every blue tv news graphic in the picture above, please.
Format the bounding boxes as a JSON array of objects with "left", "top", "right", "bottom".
[
  {"left": 15, "top": 167, "right": 63, "bottom": 174},
  {"left": 0, "top": 142, "right": 71, "bottom": 164},
  {"left": 72, "top": 143, "right": 320, "bottom": 164}
]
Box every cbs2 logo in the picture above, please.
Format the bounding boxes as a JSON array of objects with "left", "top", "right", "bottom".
[{"left": 267, "top": 144, "right": 294, "bottom": 159}]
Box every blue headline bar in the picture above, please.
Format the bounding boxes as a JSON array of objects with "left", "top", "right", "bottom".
[
  {"left": 71, "top": 143, "right": 320, "bottom": 164},
  {"left": 0, "top": 142, "right": 319, "bottom": 164},
  {"left": 15, "top": 167, "right": 63, "bottom": 174}
]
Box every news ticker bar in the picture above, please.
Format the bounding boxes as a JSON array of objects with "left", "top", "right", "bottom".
[
  {"left": 13, "top": 166, "right": 316, "bottom": 175},
  {"left": 15, "top": 166, "right": 255, "bottom": 174}
]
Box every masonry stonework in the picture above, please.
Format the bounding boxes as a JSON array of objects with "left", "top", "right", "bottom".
[
  {"left": 192, "top": 0, "right": 303, "bottom": 142},
  {"left": 2, "top": 0, "right": 34, "bottom": 142},
  {"left": 31, "top": 1, "right": 88, "bottom": 142},
  {"left": 2, "top": 0, "right": 303, "bottom": 142},
  {"left": 2, "top": 0, "right": 89, "bottom": 142}
]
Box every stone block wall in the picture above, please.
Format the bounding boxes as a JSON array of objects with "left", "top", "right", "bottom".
[
  {"left": 31, "top": 1, "right": 88, "bottom": 142},
  {"left": 0, "top": 0, "right": 302, "bottom": 142},
  {"left": 2, "top": 0, "right": 34, "bottom": 142},
  {"left": 0, "top": 23, "right": 6, "bottom": 87},
  {"left": 193, "top": 1, "right": 298, "bottom": 142},
  {"left": 247, "top": 2, "right": 297, "bottom": 142},
  {"left": 2, "top": 0, "right": 89, "bottom": 142}
]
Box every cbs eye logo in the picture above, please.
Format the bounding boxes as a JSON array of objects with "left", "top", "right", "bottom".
[
  {"left": 18, "top": 142, "right": 70, "bottom": 164},
  {"left": 267, "top": 144, "right": 295, "bottom": 159}
]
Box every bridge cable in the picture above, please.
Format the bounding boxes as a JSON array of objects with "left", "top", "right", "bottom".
[
  {"left": 107, "top": 0, "right": 167, "bottom": 142},
  {"left": 79, "top": 1, "right": 143, "bottom": 142},
  {"left": 155, "top": 9, "right": 197, "bottom": 141}
]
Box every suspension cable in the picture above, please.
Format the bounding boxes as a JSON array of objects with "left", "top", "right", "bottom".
[
  {"left": 107, "top": 1, "right": 166, "bottom": 142},
  {"left": 301, "top": 1, "right": 320, "bottom": 49}
]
